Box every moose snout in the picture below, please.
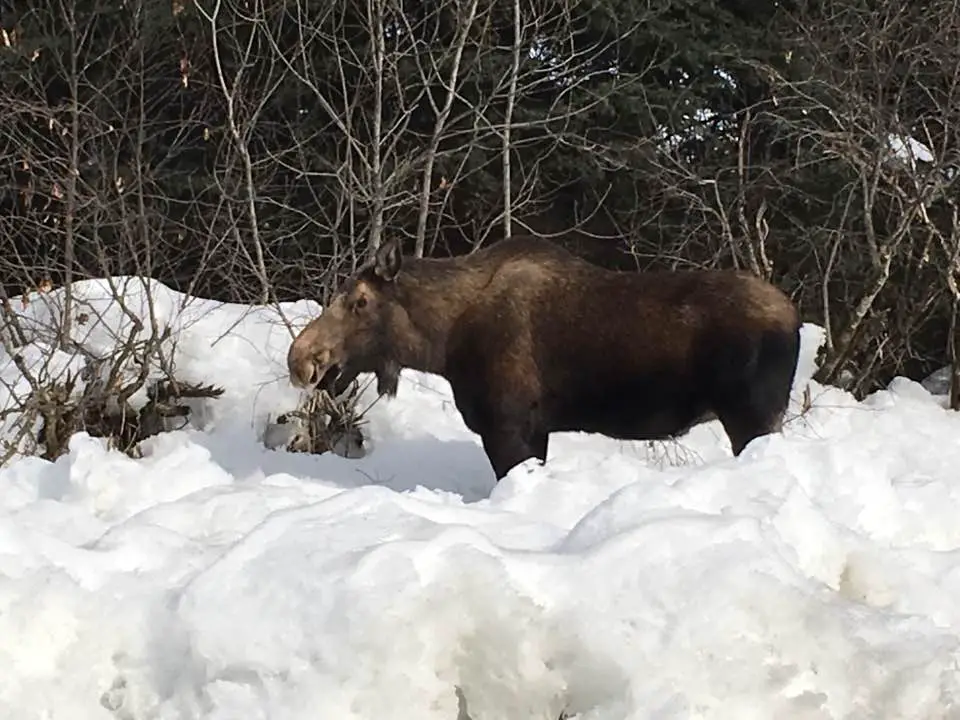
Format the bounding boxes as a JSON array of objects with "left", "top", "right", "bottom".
[
  {"left": 290, "top": 358, "right": 318, "bottom": 388},
  {"left": 287, "top": 341, "right": 332, "bottom": 389}
]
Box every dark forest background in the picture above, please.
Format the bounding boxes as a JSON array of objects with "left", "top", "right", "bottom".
[{"left": 2, "top": 0, "right": 960, "bottom": 401}]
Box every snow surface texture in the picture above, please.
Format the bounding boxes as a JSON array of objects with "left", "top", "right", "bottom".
[{"left": 2, "top": 278, "right": 960, "bottom": 720}]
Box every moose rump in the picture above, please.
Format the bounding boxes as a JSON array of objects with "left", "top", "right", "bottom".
[{"left": 287, "top": 235, "right": 802, "bottom": 481}]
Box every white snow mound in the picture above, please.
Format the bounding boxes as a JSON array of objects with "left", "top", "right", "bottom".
[{"left": 1, "top": 279, "right": 959, "bottom": 719}]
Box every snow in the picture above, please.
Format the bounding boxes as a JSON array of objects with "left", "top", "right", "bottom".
[
  {"left": 3, "top": 278, "right": 960, "bottom": 720},
  {"left": 887, "top": 133, "right": 935, "bottom": 168}
]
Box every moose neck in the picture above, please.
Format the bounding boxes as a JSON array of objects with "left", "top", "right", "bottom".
[{"left": 389, "top": 258, "right": 488, "bottom": 376}]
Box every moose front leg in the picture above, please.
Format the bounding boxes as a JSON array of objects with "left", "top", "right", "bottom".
[
  {"left": 480, "top": 423, "right": 539, "bottom": 481},
  {"left": 448, "top": 363, "right": 546, "bottom": 481}
]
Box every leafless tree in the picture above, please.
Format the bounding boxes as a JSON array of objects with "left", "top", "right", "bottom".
[
  {"left": 623, "top": 0, "right": 960, "bottom": 399},
  {"left": 745, "top": 0, "right": 960, "bottom": 396},
  {"left": 237, "top": 0, "right": 660, "bottom": 262},
  {"left": 0, "top": 0, "right": 229, "bottom": 464}
]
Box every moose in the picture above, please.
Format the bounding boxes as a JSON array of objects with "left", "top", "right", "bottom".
[{"left": 287, "top": 235, "right": 802, "bottom": 481}]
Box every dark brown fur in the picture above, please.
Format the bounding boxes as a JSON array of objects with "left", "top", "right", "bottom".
[{"left": 287, "top": 235, "right": 802, "bottom": 480}]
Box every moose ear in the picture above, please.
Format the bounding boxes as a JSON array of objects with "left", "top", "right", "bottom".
[{"left": 373, "top": 238, "right": 402, "bottom": 282}]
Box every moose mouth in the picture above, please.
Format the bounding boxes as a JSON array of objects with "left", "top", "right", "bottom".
[
  {"left": 317, "top": 363, "right": 342, "bottom": 392},
  {"left": 315, "top": 362, "right": 362, "bottom": 398}
]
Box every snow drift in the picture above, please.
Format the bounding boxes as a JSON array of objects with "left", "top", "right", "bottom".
[{"left": 1, "top": 277, "right": 960, "bottom": 719}]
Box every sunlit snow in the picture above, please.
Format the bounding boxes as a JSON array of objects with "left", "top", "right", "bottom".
[{"left": 2, "top": 277, "right": 960, "bottom": 719}]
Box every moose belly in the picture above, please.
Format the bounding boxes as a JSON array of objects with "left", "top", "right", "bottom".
[{"left": 544, "top": 372, "right": 711, "bottom": 441}]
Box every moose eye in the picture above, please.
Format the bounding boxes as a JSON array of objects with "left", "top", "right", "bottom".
[{"left": 353, "top": 296, "right": 368, "bottom": 312}]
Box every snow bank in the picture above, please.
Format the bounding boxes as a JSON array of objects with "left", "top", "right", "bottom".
[{"left": 2, "top": 280, "right": 960, "bottom": 719}]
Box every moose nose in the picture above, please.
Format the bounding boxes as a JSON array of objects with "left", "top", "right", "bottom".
[
  {"left": 288, "top": 349, "right": 317, "bottom": 389},
  {"left": 301, "top": 361, "right": 319, "bottom": 388},
  {"left": 293, "top": 348, "right": 332, "bottom": 389}
]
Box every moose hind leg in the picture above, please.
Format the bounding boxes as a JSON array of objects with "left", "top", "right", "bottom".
[
  {"left": 716, "top": 329, "right": 798, "bottom": 456},
  {"left": 716, "top": 405, "right": 782, "bottom": 456},
  {"left": 716, "top": 375, "right": 792, "bottom": 455}
]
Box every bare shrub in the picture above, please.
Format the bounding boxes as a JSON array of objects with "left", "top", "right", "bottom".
[
  {"left": 0, "top": 279, "right": 226, "bottom": 465},
  {"left": 279, "top": 380, "right": 372, "bottom": 459}
]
